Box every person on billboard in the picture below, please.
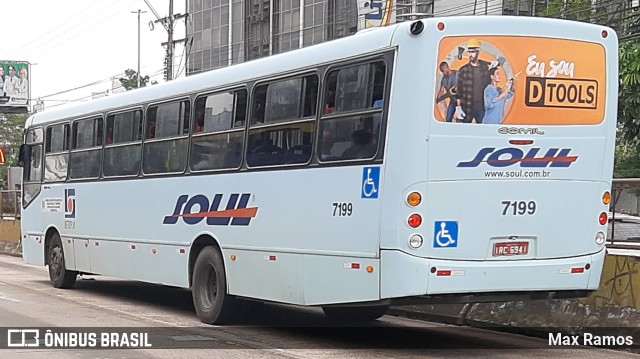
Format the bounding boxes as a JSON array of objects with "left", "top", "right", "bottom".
[
  {"left": 435, "top": 61, "right": 458, "bottom": 123},
  {"left": 16, "top": 68, "right": 28, "bottom": 98},
  {"left": 3, "top": 66, "right": 19, "bottom": 97},
  {"left": 483, "top": 67, "right": 515, "bottom": 124},
  {"left": 455, "top": 38, "right": 491, "bottom": 124},
  {"left": 0, "top": 66, "right": 5, "bottom": 97}
]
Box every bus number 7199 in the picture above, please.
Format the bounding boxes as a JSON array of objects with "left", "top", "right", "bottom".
[
  {"left": 333, "top": 202, "right": 353, "bottom": 217},
  {"left": 502, "top": 200, "right": 536, "bottom": 216}
]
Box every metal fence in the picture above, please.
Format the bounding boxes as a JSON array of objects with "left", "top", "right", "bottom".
[{"left": 608, "top": 179, "right": 640, "bottom": 255}]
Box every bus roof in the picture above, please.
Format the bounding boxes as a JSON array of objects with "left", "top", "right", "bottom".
[{"left": 27, "top": 22, "right": 400, "bottom": 128}]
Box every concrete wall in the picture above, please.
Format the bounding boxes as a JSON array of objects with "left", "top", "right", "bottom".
[{"left": 0, "top": 219, "right": 21, "bottom": 256}]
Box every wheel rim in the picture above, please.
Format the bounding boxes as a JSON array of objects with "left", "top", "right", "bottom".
[
  {"left": 50, "top": 246, "right": 63, "bottom": 279},
  {"left": 199, "top": 263, "right": 218, "bottom": 310}
]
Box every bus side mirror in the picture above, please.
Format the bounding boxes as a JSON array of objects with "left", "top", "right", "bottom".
[{"left": 18, "top": 144, "right": 30, "bottom": 168}]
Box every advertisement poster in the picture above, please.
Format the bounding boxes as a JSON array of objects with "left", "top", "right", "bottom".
[
  {"left": 358, "top": 0, "right": 396, "bottom": 30},
  {"left": 434, "top": 36, "right": 606, "bottom": 125},
  {"left": 0, "top": 60, "right": 30, "bottom": 108}
]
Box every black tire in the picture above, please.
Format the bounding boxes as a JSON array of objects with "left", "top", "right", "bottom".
[
  {"left": 48, "top": 233, "right": 77, "bottom": 289},
  {"left": 192, "top": 246, "right": 237, "bottom": 324},
  {"left": 322, "top": 305, "right": 389, "bottom": 322}
]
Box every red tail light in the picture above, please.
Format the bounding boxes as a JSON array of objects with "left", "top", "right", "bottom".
[
  {"left": 599, "top": 212, "right": 608, "bottom": 225},
  {"left": 408, "top": 214, "right": 422, "bottom": 228}
]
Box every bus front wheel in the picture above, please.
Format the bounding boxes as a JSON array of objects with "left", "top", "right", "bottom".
[
  {"left": 322, "top": 305, "right": 389, "bottom": 322},
  {"left": 48, "top": 233, "right": 77, "bottom": 289},
  {"left": 192, "top": 246, "right": 237, "bottom": 324}
]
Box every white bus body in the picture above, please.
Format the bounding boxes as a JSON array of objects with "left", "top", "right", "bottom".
[{"left": 20, "top": 16, "right": 617, "bottom": 323}]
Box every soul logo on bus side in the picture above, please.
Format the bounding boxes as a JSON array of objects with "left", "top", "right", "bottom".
[
  {"left": 457, "top": 147, "right": 578, "bottom": 168},
  {"left": 163, "top": 193, "right": 258, "bottom": 226}
]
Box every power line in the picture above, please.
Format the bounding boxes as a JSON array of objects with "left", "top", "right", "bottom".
[
  {"left": 38, "top": 76, "right": 119, "bottom": 99},
  {"left": 16, "top": 0, "right": 133, "bottom": 59},
  {"left": 45, "top": 67, "right": 165, "bottom": 109},
  {"left": 4, "top": 1, "right": 98, "bottom": 56},
  {"left": 38, "top": 62, "right": 163, "bottom": 100}
]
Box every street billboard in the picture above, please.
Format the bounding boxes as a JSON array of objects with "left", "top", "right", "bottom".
[
  {"left": 358, "top": 0, "right": 396, "bottom": 30},
  {"left": 0, "top": 60, "right": 30, "bottom": 114}
]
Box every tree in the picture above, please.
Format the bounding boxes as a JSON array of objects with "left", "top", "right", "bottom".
[
  {"left": 539, "top": 0, "right": 611, "bottom": 29},
  {"left": 618, "top": 21, "right": 640, "bottom": 146},
  {"left": 118, "top": 69, "right": 151, "bottom": 91},
  {"left": 614, "top": 146, "right": 640, "bottom": 178},
  {"left": 0, "top": 114, "right": 27, "bottom": 189}
]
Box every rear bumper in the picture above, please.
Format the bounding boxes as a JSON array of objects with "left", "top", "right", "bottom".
[{"left": 380, "top": 249, "right": 605, "bottom": 299}]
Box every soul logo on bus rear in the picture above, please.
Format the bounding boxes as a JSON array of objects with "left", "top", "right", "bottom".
[
  {"left": 163, "top": 193, "right": 258, "bottom": 226},
  {"left": 457, "top": 147, "right": 578, "bottom": 168},
  {"left": 525, "top": 77, "right": 597, "bottom": 109}
]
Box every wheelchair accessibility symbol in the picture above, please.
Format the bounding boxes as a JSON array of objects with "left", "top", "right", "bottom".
[
  {"left": 361, "top": 167, "right": 380, "bottom": 199},
  {"left": 434, "top": 221, "right": 458, "bottom": 248}
]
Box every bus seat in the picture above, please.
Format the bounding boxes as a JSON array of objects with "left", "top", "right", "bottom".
[
  {"left": 248, "top": 144, "right": 284, "bottom": 166},
  {"left": 284, "top": 145, "right": 311, "bottom": 164}
]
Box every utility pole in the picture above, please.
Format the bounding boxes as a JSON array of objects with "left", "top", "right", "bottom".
[
  {"left": 144, "top": 0, "right": 187, "bottom": 81},
  {"left": 166, "top": 0, "right": 175, "bottom": 80},
  {"left": 132, "top": 9, "right": 147, "bottom": 88}
]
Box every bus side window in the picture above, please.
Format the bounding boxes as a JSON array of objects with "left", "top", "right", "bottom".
[
  {"left": 190, "top": 89, "right": 246, "bottom": 172},
  {"left": 247, "top": 75, "right": 317, "bottom": 167},
  {"left": 44, "top": 123, "right": 70, "bottom": 182},
  {"left": 318, "top": 61, "right": 386, "bottom": 162},
  {"left": 143, "top": 100, "right": 190, "bottom": 175},
  {"left": 104, "top": 110, "right": 142, "bottom": 177},
  {"left": 69, "top": 117, "right": 103, "bottom": 179}
]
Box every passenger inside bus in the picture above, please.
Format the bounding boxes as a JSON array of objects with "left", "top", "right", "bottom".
[
  {"left": 342, "top": 129, "right": 375, "bottom": 159},
  {"left": 194, "top": 109, "right": 205, "bottom": 133},
  {"left": 146, "top": 120, "right": 156, "bottom": 139},
  {"left": 319, "top": 129, "right": 336, "bottom": 160},
  {"left": 325, "top": 91, "right": 336, "bottom": 114},
  {"left": 252, "top": 100, "right": 265, "bottom": 124}
]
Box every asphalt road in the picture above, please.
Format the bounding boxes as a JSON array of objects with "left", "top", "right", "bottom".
[{"left": 0, "top": 254, "right": 638, "bottom": 359}]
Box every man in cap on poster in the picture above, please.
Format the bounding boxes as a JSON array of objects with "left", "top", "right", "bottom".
[{"left": 455, "top": 38, "right": 492, "bottom": 123}]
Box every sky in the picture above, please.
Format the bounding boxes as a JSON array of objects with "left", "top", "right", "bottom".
[{"left": 3, "top": 0, "right": 187, "bottom": 112}]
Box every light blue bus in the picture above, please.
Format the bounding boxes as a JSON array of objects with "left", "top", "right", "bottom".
[{"left": 20, "top": 16, "right": 617, "bottom": 324}]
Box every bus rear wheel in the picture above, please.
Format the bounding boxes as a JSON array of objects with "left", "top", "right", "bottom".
[
  {"left": 322, "top": 305, "right": 389, "bottom": 322},
  {"left": 192, "top": 246, "right": 237, "bottom": 324},
  {"left": 48, "top": 233, "right": 77, "bottom": 289}
]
